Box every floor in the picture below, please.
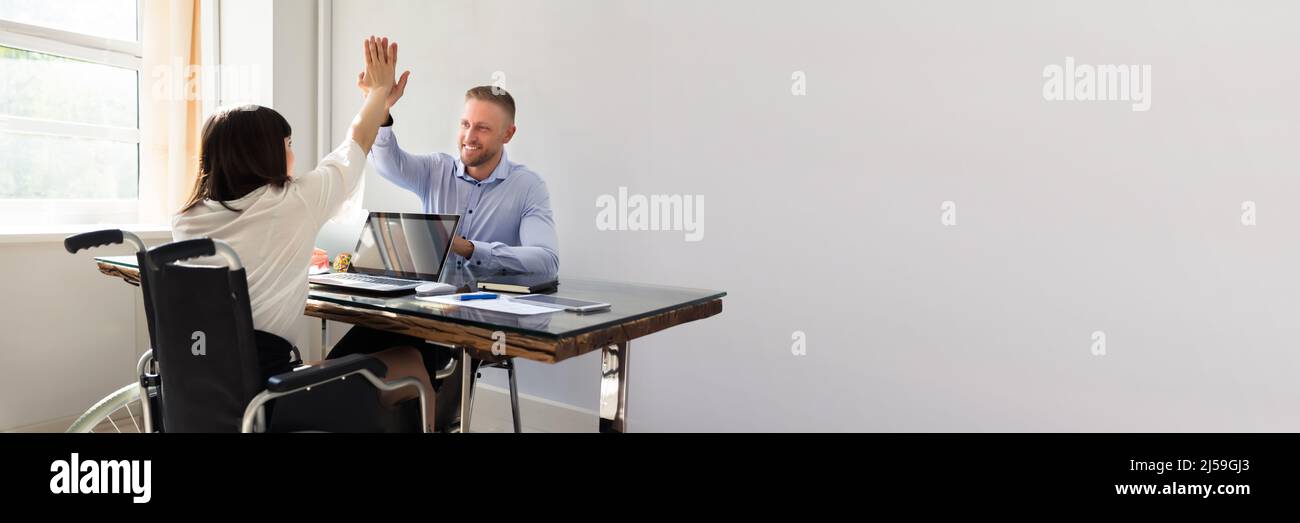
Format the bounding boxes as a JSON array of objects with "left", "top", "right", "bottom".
[{"left": 8, "top": 383, "right": 596, "bottom": 434}]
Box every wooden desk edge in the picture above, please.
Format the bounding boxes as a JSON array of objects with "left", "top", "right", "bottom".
[
  {"left": 305, "top": 298, "right": 723, "bottom": 364},
  {"left": 96, "top": 261, "right": 724, "bottom": 364}
]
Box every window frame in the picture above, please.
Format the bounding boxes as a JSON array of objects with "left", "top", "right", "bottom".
[{"left": 0, "top": 1, "right": 144, "bottom": 226}]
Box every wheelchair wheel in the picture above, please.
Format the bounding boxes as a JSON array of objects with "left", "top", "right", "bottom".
[{"left": 66, "top": 383, "right": 146, "bottom": 433}]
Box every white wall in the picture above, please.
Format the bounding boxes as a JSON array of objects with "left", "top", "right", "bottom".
[
  {"left": 217, "top": 0, "right": 273, "bottom": 107},
  {"left": 321, "top": 0, "right": 1300, "bottom": 432},
  {"left": 218, "top": 0, "right": 320, "bottom": 166},
  {"left": 271, "top": 0, "right": 320, "bottom": 166},
  {"left": 0, "top": 233, "right": 169, "bottom": 430}
]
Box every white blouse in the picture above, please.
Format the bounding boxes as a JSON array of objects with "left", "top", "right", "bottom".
[{"left": 171, "top": 139, "right": 366, "bottom": 343}]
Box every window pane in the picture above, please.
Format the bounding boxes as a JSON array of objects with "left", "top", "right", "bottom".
[
  {"left": 0, "top": 0, "right": 137, "bottom": 42},
  {"left": 0, "top": 131, "right": 137, "bottom": 199},
  {"left": 0, "top": 46, "right": 137, "bottom": 128}
]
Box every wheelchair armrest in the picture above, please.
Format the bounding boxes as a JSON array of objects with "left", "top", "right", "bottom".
[
  {"left": 246, "top": 354, "right": 430, "bottom": 433},
  {"left": 265, "top": 353, "right": 388, "bottom": 393}
]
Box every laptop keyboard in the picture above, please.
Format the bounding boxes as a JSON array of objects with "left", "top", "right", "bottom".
[{"left": 327, "top": 273, "right": 421, "bottom": 286}]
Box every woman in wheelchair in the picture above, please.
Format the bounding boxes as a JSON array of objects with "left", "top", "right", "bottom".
[{"left": 171, "top": 36, "right": 438, "bottom": 431}]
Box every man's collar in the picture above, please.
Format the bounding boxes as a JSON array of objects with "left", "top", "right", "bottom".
[{"left": 455, "top": 149, "right": 511, "bottom": 184}]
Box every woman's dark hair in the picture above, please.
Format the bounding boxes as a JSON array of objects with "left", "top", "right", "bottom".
[{"left": 181, "top": 105, "right": 292, "bottom": 213}]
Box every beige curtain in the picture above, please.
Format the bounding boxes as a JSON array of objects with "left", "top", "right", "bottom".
[{"left": 139, "top": 0, "right": 202, "bottom": 224}]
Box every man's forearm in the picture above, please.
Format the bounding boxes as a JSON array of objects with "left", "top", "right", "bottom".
[
  {"left": 468, "top": 241, "right": 560, "bottom": 276},
  {"left": 368, "top": 118, "right": 431, "bottom": 196}
]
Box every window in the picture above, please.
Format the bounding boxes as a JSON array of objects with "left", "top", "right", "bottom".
[{"left": 0, "top": 0, "right": 142, "bottom": 226}]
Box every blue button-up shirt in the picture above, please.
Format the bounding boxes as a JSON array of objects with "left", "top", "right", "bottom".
[{"left": 370, "top": 126, "right": 559, "bottom": 276}]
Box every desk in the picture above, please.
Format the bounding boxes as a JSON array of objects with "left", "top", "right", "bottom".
[{"left": 94, "top": 256, "right": 725, "bottom": 433}]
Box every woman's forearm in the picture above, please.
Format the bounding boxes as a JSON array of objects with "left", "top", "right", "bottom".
[{"left": 350, "top": 87, "right": 392, "bottom": 153}]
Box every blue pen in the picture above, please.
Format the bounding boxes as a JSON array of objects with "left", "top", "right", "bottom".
[{"left": 458, "top": 293, "right": 499, "bottom": 301}]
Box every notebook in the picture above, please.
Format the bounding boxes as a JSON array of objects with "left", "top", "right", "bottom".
[{"left": 475, "top": 274, "right": 558, "bottom": 294}]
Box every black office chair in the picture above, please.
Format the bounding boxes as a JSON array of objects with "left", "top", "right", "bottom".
[{"left": 66, "top": 230, "right": 429, "bottom": 433}]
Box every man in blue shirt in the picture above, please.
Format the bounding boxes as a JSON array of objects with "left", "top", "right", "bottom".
[
  {"left": 335, "top": 71, "right": 557, "bottom": 431},
  {"left": 360, "top": 74, "right": 559, "bottom": 277}
]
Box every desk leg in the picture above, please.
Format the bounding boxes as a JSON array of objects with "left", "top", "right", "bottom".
[
  {"left": 599, "top": 342, "right": 630, "bottom": 433},
  {"left": 319, "top": 319, "right": 328, "bottom": 359},
  {"left": 460, "top": 347, "right": 473, "bottom": 433}
]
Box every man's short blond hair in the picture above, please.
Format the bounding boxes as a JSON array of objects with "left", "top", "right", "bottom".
[{"left": 465, "top": 86, "right": 516, "bottom": 122}]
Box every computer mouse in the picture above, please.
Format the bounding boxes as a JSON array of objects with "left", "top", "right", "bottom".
[{"left": 415, "top": 282, "right": 458, "bottom": 297}]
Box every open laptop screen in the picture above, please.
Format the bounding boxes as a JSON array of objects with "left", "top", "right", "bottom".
[{"left": 350, "top": 212, "right": 460, "bottom": 280}]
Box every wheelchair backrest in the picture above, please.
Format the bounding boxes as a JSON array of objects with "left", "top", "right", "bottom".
[{"left": 143, "top": 239, "right": 263, "bottom": 433}]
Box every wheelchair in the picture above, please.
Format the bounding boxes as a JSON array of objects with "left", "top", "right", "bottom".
[{"left": 63, "top": 229, "right": 429, "bottom": 433}]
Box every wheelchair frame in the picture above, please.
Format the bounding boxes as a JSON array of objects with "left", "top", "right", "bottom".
[{"left": 65, "top": 229, "right": 430, "bottom": 433}]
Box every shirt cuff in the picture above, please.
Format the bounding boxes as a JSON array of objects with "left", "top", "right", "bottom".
[
  {"left": 374, "top": 126, "right": 394, "bottom": 148},
  {"left": 467, "top": 240, "right": 494, "bottom": 269}
]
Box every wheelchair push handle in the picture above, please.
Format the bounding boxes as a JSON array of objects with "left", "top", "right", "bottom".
[
  {"left": 64, "top": 229, "right": 147, "bottom": 254},
  {"left": 148, "top": 238, "right": 244, "bottom": 270}
]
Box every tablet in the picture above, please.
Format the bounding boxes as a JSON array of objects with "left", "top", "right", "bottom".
[{"left": 513, "top": 294, "right": 611, "bottom": 312}]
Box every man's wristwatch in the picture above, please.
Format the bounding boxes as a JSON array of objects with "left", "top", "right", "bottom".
[{"left": 381, "top": 113, "right": 394, "bottom": 127}]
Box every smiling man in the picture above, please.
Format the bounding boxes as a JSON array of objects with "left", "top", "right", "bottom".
[
  {"left": 341, "top": 75, "right": 558, "bottom": 431},
  {"left": 359, "top": 73, "right": 559, "bottom": 277}
]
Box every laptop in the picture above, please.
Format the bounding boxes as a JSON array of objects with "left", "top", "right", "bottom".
[{"left": 308, "top": 212, "right": 460, "bottom": 295}]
